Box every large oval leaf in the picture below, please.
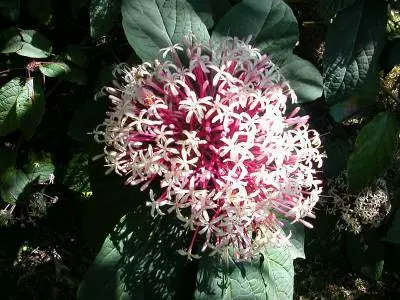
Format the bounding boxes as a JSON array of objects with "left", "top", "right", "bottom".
[
  {"left": 212, "top": 0, "right": 298, "bottom": 64},
  {"left": 78, "top": 210, "right": 191, "bottom": 300},
  {"left": 121, "top": 0, "right": 210, "bottom": 61},
  {"left": 195, "top": 246, "right": 294, "bottom": 300},
  {"left": 0, "top": 77, "right": 20, "bottom": 135},
  {"left": 0, "top": 167, "right": 30, "bottom": 204},
  {"left": 280, "top": 54, "right": 323, "bottom": 103},
  {"left": 323, "top": 0, "right": 386, "bottom": 106},
  {"left": 15, "top": 77, "right": 45, "bottom": 140},
  {"left": 347, "top": 112, "right": 400, "bottom": 192},
  {"left": 16, "top": 29, "right": 51, "bottom": 58}
]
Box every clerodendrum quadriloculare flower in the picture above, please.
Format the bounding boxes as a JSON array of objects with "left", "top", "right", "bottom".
[{"left": 94, "top": 35, "right": 324, "bottom": 261}]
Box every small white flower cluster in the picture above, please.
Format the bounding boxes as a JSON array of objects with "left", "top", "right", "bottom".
[
  {"left": 322, "top": 172, "right": 391, "bottom": 234},
  {"left": 95, "top": 35, "right": 324, "bottom": 260}
]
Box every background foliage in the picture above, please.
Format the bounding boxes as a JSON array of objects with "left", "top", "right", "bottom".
[{"left": 1, "top": 0, "right": 400, "bottom": 299}]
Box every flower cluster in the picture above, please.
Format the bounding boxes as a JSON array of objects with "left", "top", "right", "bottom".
[
  {"left": 94, "top": 35, "right": 323, "bottom": 260},
  {"left": 322, "top": 172, "right": 391, "bottom": 234}
]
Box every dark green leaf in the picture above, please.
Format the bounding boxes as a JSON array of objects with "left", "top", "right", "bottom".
[
  {"left": 328, "top": 71, "right": 380, "bottom": 122},
  {"left": 16, "top": 29, "right": 51, "bottom": 58},
  {"left": 212, "top": 0, "right": 298, "bottom": 64},
  {"left": 195, "top": 246, "right": 294, "bottom": 300},
  {"left": 324, "top": 136, "right": 353, "bottom": 178},
  {"left": 388, "top": 40, "right": 400, "bottom": 68},
  {"left": 61, "top": 152, "right": 91, "bottom": 194},
  {"left": 346, "top": 231, "right": 384, "bottom": 282},
  {"left": 347, "top": 112, "right": 400, "bottom": 192},
  {"left": 39, "top": 62, "right": 70, "bottom": 77},
  {"left": 323, "top": 0, "right": 387, "bottom": 106},
  {"left": 78, "top": 209, "right": 190, "bottom": 300},
  {"left": 0, "top": 28, "right": 23, "bottom": 53},
  {"left": 382, "top": 207, "right": 400, "bottom": 245},
  {"left": 0, "top": 0, "right": 20, "bottom": 21},
  {"left": 0, "top": 167, "right": 30, "bottom": 204},
  {"left": 15, "top": 77, "right": 45, "bottom": 140},
  {"left": 23, "top": 152, "right": 55, "bottom": 183},
  {"left": 121, "top": 0, "right": 210, "bottom": 61},
  {"left": 0, "top": 147, "right": 16, "bottom": 176},
  {"left": 63, "top": 44, "right": 88, "bottom": 67},
  {"left": 90, "top": 0, "right": 121, "bottom": 39},
  {"left": 0, "top": 77, "right": 20, "bottom": 136},
  {"left": 68, "top": 98, "right": 108, "bottom": 143},
  {"left": 318, "top": 0, "right": 357, "bottom": 18},
  {"left": 28, "top": 0, "right": 54, "bottom": 26},
  {"left": 280, "top": 54, "right": 323, "bottom": 103}
]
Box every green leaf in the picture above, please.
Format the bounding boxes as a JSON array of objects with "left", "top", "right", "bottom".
[
  {"left": 318, "top": 0, "right": 357, "bottom": 18},
  {"left": 212, "top": 0, "right": 299, "bottom": 64},
  {"left": 281, "top": 220, "right": 305, "bottom": 260},
  {"left": 61, "top": 152, "right": 91, "bottom": 193},
  {"left": 383, "top": 206, "right": 400, "bottom": 245},
  {"left": 347, "top": 112, "right": 400, "bottom": 192},
  {"left": 15, "top": 77, "right": 45, "bottom": 140},
  {"left": 16, "top": 29, "right": 51, "bottom": 58},
  {"left": 0, "top": 77, "right": 20, "bottom": 136},
  {"left": 0, "top": 147, "right": 16, "bottom": 176},
  {"left": 68, "top": 98, "right": 108, "bottom": 143},
  {"left": 0, "top": 28, "right": 23, "bottom": 53},
  {"left": 323, "top": 0, "right": 387, "bottom": 106},
  {"left": 90, "top": 0, "right": 121, "bottom": 39},
  {"left": 78, "top": 209, "right": 191, "bottom": 300},
  {"left": 388, "top": 40, "right": 400, "bottom": 68},
  {"left": 346, "top": 231, "right": 384, "bottom": 282},
  {"left": 195, "top": 246, "right": 294, "bottom": 300},
  {"left": 121, "top": 0, "right": 210, "bottom": 61},
  {"left": 23, "top": 152, "right": 55, "bottom": 183},
  {"left": 0, "top": 0, "right": 19, "bottom": 21},
  {"left": 328, "top": 71, "right": 380, "bottom": 122},
  {"left": 39, "top": 62, "right": 70, "bottom": 77},
  {"left": 280, "top": 54, "right": 323, "bottom": 103},
  {"left": 28, "top": 0, "right": 54, "bottom": 26},
  {"left": 0, "top": 167, "right": 30, "bottom": 204},
  {"left": 63, "top": 44, "right": 88, "bottom": 67}
]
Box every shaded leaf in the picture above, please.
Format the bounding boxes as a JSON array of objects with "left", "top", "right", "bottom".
[
  {"left": 382, "top": 207, "right": 400, "bottom": 245},
  {"left": 346, "top": 231, "right": 384, "bottom": 282},
  {"left": 16, "top": 29, "right": 51, "bottom": 58},
  {"left": 68, "top": 98, "right": 107, "bottom": 143},
  {"left": 0, "top": 0, "right": 20, "bottom": 21},
  {"left": 280, "top": 54, "right": 323, "bottom": 103},
  {"left": 28, "top": 0, "right": 54, "bottom": 26},
  {"left": 323, "top": 0, "right": 386, "bottom": 106},
  {"left": 0, "top": 167, "right": 30, "bottom": 204},
  {"left": 0, "top": 147, "right": 16, "bottom": 176},
  {"left": 15, "top": 77, "right": 45, "bottom": 140},
  {"left": 61, "top": 152, "right": 91, "bottom": 194},
  {"left": 90, "top": 0, "right": 121, "bottom": 39},
  {"left": 195, "top": 246, "right": 293, "bottom": 300},
  {"left": 63, "top": 44, "right": 88, "bottom": 67},
  {"left": 318, "top": 0, "right": 357, "bottom": 18},
  {"left": 212, "top": 0, "right": 298, "bottom": 64},
  {"left": 23, "top": 152, "right": 55, "bottom": 183},
  {"left": 121, "top": 0, "right": 210, "bottom": 61},
  {"left": 78, "top": 209, "right": 191, "bottom": 300},
  {"left": 39, "top": 62, "right": 70, "bottom": 77},
  {"left": 347, "top": 112, "right": 400, "bottom": 192}
]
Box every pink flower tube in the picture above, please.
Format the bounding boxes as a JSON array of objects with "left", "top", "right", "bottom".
[{"left": 94, "top": 35, "right": 323, "bottom": 260}]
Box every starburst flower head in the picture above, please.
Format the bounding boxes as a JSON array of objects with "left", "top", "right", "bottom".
[{"left": 94, "top": 35, "right": 324, "bottom": 261}]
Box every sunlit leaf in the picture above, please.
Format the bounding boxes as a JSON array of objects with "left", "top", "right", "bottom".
[{"left": 121, "top": 0, "right": 210, "bottom": 61}]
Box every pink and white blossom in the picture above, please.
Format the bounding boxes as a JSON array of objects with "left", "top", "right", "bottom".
[{"left": 95, "top": 36, "right": 324, "bottom": 261}]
